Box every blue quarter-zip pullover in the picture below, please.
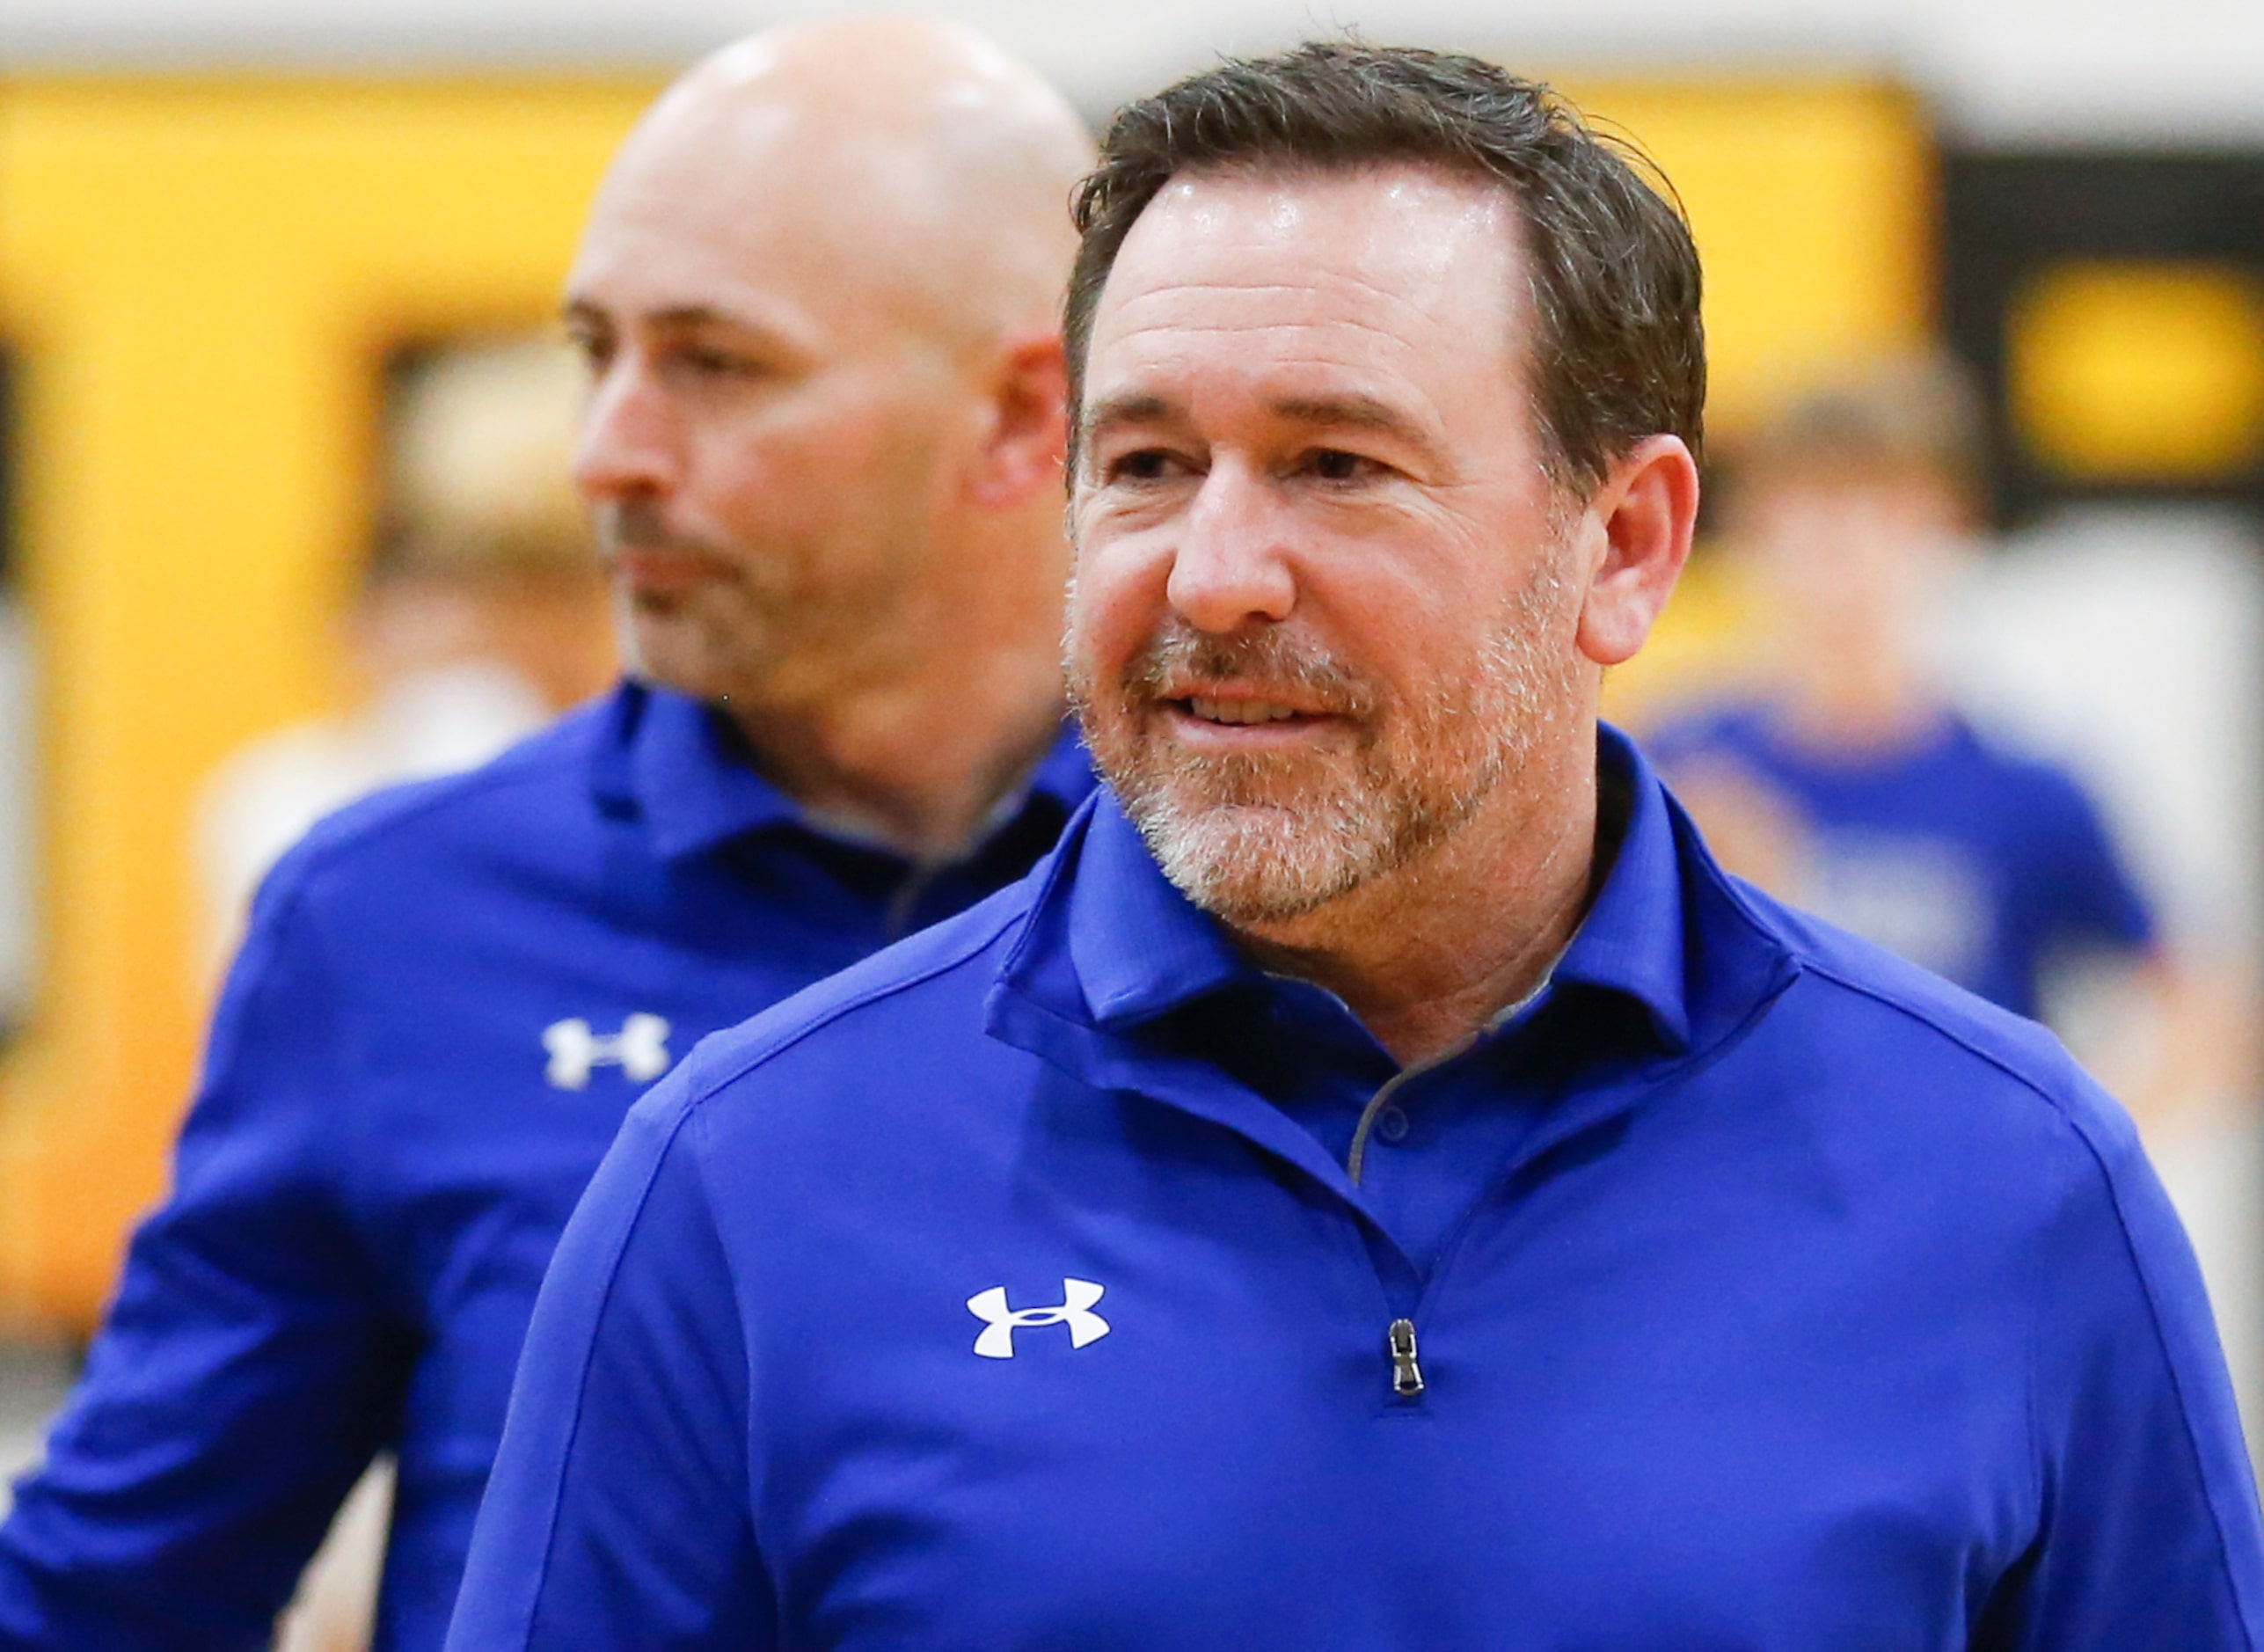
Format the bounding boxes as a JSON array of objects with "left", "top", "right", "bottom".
[{"left": 451, "top": 727, "right": 2264, "bottom": 1650}]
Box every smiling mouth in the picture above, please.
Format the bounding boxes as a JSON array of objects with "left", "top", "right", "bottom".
[
  {"left": 1158, "top": 692, "right": 1354, "bottom": 738},
  {"left": 1182, "top": 696, "right": 1311, "bottom": 726}
]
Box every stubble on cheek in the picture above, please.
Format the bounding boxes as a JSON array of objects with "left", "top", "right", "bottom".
[
  {"left": 1067, "top": 622, "right": 1415, "bottom": 923},
  {"left": 1067, "top": 549, "right": 1581, "bottom": 926}
]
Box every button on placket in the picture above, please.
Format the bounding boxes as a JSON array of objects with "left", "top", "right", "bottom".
[{"left": 1374, "top": 1104, "right": 1411, "bottom": 1144}]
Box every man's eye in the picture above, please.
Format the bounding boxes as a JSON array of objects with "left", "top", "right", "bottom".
[
  {"left": 656, "top": 342, "right": 768, "bottom": 384},
  {"left": 566, "top": 332, "right": 614, "bottom": 375},
  {"left": 1106, "top": 449, "right": 1177, "bottom": 483},
  {"left": 683, "top": 347, "right": 754, "bottom": 376},
  {"left": 1308, "top": 449, "right": 1377, "bottom": 482}
]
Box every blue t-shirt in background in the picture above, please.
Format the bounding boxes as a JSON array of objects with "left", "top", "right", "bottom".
[{"left": 1647, "top": 704, "right": 2155, "bottom": 1020}]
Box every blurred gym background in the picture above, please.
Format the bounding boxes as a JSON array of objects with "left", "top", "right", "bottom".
[{"left": 0, "top": 2, "right": 2259, "bottom": 1638}]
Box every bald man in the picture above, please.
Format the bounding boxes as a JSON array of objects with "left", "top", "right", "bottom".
[{"left": 0, "top": 22, "right": 1093, "bottom": 1651}]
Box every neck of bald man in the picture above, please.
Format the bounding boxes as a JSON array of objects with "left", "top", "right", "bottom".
[{"left": 728, "top": 513, "right": 1071, "bottom": 861}]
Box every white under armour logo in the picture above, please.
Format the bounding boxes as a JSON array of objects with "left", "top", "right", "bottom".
[
  {"left": 966, "top": 1278, "right": 1111, "bottom": 1359},
  {"left": 542, "top": 1013, "right": 672, "bottom": 1090}
]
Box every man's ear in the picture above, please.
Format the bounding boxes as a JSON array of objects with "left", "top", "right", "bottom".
[
  {"left": 967, "top": 328, "right": 1070, "bottom": 509},
  {"left": 1574, "top": 434, "right": 1700, "bottom": 667}
]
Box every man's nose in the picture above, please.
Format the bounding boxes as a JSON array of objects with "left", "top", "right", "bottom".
[
  {"left": 1165, "top": 464, "right": 1297, "bottom": 633},
  {"left": 572, "top": 359, "right": 683, "bottom": 502}
]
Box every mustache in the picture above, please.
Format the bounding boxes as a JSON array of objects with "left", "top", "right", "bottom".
[
  {"left": 1124, "top": 622, "right": 1375, "bottom": 717},
  {"left": 592, "top": 498, "right": 727, "bottom": 562}
]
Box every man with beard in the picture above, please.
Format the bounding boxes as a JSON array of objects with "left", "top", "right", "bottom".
[
  {"left": 451, "top": 43, "right": 2264, "bottom": 1650},
  {"left": 0, "top": 20, "right": 1092, "bottom": 1650}
]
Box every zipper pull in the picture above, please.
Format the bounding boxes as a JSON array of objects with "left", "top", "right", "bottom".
[{"left": 1387, "top": 1318, "right": 1425, "bottom": 1398}]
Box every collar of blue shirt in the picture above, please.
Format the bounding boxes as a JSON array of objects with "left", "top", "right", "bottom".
[
  {"left": 990, "top": 724, "right": 1796, "bottom": 1095},
  {"left": 588, "top": 679, "right": 1095, "bottom": 863}
]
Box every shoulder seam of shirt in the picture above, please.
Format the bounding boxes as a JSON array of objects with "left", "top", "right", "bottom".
[
  {"left": 275, "top": 858, "right": 370, "bottom": 1223},
  {"left": 267, "top": 724, "right": 599, "bottom": 890},
  {"left": 1784, "top": 947, "right": 2072, "bottom": 1107},
  {"left": 201, "top": 844, "right": 332, "bottom": 1128},
  {"left": 1789, "top": 950, "right": 2259, "bottom": 1626},
  {"left": 215, "top": 792, "right": 433, "bottom": 1308},
  {"left": 666, "top": 895, "right": 1039, "bottom": 1122},
  {"left": 519, "top": 1099, "right": 706, "bottom": 1634}
]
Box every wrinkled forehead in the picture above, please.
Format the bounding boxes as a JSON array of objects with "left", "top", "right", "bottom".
[
  {"left": 1115, "top": 162, "right": 1518, "bottom": 292},
  {"left": 1086, "top": 163, "right": 1530, "bottom": 397}
]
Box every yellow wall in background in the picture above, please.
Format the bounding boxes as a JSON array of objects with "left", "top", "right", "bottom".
[
  {"left": 1563, "top": 77, "right": 1936, "bottom": 443},
  {"left": 0, "top": 78, "right": 657, "bottom": 1326},
  {"left": 0, "top": 73, "right": 1928, "bottom": 1329}
]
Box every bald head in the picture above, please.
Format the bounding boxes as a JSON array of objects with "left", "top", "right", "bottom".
[
  {"left": 594, "top": 16, "right": 1092, "bottom": 349},
  {"left": 564, "top": 19, "right": 1089, "bottom": 828}
]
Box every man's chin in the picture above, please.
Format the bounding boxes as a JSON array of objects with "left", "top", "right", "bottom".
[
  {"left": 1128, "top": 800, "right": 1375, "bottom": 926},
  {"left": 617, "top": 620, "right": 746, "bottom": 707},
  {"left": 1165, "top": 859, "right": 1362, "bottom": 928}
]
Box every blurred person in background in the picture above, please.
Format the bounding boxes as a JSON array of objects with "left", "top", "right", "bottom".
[
  {"left": 1646, "top": 358, "right": 2246, "bottom": 1132},
  {"left": 195, "top": 338, "right": 617, "bottom": 976},
  {"left": 0, "top": 18, "right": 1093, "bottom": 1651}
]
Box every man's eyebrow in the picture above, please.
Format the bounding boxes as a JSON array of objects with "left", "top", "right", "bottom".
[
  {"left": 1272, "top": 394, "right": 1438, "bottom": 454},
  {"left": 1079, "top": 389, "right": 1448, "bottom": 464},
  {"left": 559, "top": 298, "right": 763, "bottom": 333},
  {"left": 1081, "top": 391, "right": 1174, "bottom": 434}
]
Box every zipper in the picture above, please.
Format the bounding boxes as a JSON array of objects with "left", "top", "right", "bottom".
[
  {"left": 1350, "top": 1040, "right": 1469, "bottom": 1407},
  {"left": 1387, "top": 1318, "right": 1425, "bottom": 1398},
  {"left": 1353, "top": 974, "right": 1561, "bottom": 1401}
]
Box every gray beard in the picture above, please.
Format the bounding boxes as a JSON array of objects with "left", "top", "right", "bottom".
[{"left": 1071, "top": 547, "right": 1579, "bottom": 927}]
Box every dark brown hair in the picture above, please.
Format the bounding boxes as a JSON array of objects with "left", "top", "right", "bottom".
[{"left": 1065, "top": 41, "right": 1706, "bottom": 492}]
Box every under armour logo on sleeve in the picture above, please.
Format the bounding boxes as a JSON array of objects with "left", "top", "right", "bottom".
[
  {"left": 966, "top": 1278, "right": 1111, "bottom": 1358},
  {"left": 542, "top": 1014, "right": 673, "bottom": 1090}
]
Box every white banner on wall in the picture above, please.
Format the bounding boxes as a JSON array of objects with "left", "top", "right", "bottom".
[{"left": 3, "top": 0, "right": 2263, "bottom": 142}]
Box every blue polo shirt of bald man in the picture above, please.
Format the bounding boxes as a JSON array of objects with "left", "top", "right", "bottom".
[
  {"left": 451, "top": 725, "right": 2264, "bottom": 1651},
  {"left": 0, "top": 681, "right": 1091, "bottom": 1652}
]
